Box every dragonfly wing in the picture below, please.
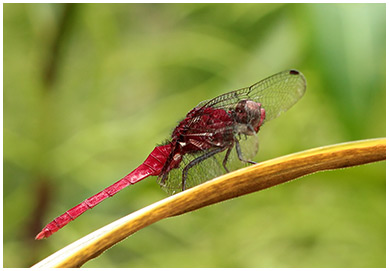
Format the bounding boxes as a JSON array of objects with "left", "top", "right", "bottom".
[
  {"left": 200, "top": 69, "right": 306, "bottom": 122},
  {"left": 159, "top": 149, "right": 224, "bottom": 194},
  {"left": 159, "top": 138, "right": 256, "bottom": 195},
  {"left": 246, "top": 69, "right": 306, "bottom": 122}
]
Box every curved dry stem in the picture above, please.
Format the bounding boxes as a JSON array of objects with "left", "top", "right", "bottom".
[{"left": 32, "top": 138, "right": 386, "bottom": 268}]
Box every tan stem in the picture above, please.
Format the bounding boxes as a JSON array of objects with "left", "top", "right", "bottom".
[{"left": 32, "top": 138, "right": 386, "bottom": 268}]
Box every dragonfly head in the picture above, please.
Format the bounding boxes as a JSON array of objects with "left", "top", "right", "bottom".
[{"left": 233, "top": 100, "right": 266, "bottom": 135}]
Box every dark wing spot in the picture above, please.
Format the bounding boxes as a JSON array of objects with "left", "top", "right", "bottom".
[{"left": 289, "top": 69, "right": 300, "bottom": 75}]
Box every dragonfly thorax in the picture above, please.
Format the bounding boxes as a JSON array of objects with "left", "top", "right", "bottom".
[{"left": 231, "top": 100, "right": 266, "bottom": 136}]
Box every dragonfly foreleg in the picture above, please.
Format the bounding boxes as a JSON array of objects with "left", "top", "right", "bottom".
[
  {"left": 182, "top": 147, "right": 228, "bottom": 191},
  {"left": 234, "top": 137, "right": 256, "bottom": 165}
]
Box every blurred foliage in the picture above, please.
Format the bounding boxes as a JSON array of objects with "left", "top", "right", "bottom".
[{"left": 3, "top": 3, "right": 385, "bottom": 268}]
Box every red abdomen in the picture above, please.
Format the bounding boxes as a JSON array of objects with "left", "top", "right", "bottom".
[{"left": 36, "top": 144, "right": 172, "bottom": 239}]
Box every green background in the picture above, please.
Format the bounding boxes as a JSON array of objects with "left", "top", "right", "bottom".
[{"left": 3, "top": 3, "right": 385, "bottom": 268}]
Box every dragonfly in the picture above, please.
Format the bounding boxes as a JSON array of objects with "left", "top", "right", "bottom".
[{"left": 36, "top": 69, "right": 306, "bottom": 240}]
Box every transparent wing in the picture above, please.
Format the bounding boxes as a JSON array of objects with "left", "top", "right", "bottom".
[
  {"left": 159, "top": 134, "right": 258, "bottom": 195},
  {"left": 198, "top": 69, "right": 307, "bottom": 122}
]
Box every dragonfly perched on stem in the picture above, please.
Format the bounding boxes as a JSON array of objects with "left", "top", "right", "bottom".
[{"left": 36, "top": 69, "right": 306, "bottom": 240}]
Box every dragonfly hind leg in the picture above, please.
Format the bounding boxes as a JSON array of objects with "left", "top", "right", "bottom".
[
  {"left": 222, "top": 146, "right": 233, "bottom": 172},
  {"left": 182, "top": 147, "right": 228, "bottom": 191}
]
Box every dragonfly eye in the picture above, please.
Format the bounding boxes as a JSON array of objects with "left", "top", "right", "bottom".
[
  {"left": 233, "top": 100, "right": 263, "bottom": 135},
  {"left": 233, "top": 101, "right": 247, "bottom": 124}
]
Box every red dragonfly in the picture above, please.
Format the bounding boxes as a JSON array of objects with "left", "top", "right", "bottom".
[{"left": 36, "top": 69, "right": 306, "bottom": 240}]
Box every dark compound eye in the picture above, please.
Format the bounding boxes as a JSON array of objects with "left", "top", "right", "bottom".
[{"left": 289, "top": 70, "right": 300, "bottom": 75}]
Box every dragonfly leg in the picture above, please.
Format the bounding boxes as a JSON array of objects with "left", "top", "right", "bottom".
[
  {"left": 182, "top": 147, "right": 227, "bottom": 191},
  {"left": 222, "top": 146, "right": 233, "bottom": 172},
  {"left": 159, "top": 172, "right": 168, "bottom": 186},
  {"left": 234, "top": 137, "right": 256, "bottom": 165}
]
